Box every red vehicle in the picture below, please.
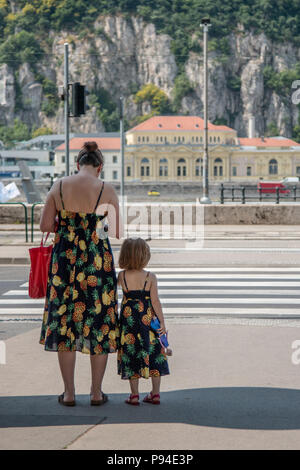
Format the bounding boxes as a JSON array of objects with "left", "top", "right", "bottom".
[{"left": 257, "top": 181, "right": 290, "bottom": 194}]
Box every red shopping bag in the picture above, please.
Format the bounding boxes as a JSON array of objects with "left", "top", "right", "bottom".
[{"left": 28, "top": 233, "right": 52, "bottom": 299}]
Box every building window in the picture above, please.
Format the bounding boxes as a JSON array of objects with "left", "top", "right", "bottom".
[
  {"left": 192, "top": 137, "right": 194, "bottom": 143},
  {"left": 141, "top": 157, "right": 150, "bottom": 177},
  {"left": 113, "top": 170, "right": 118, "bottom": 180},
  {"left": 195, "top": 158, "right": 203, "bottom": 177},
  {"left": 217, "top": 136, "right": 220, "bottom": 143},
  {"left": 127, "top": 166, "right": 131, "bottom": 177},
  {"left": 214, "top": 157, "right": 223, "bottom": 177},
  {"left": 61, "top": 155, "right": 65, "bottom": 163},
  {"left": 138, "top": 136, "right": 140, "bottom": 142},
  {"left": 182, "top": 136, "right": 185, "bottom": 142},
  {"left": 142, "top": 136, "right": 145, "bottom": 142},
  {"left": 214, "top": 136, "right": 216, "bottom": 143},
  {"left": 174, "top": 137, "right": 177, "bottom": 142},
  {"left": 177, "top": 158, "right": 186, "bottom": 177},
  {"left": 200, "top": 136, "right": 203, "bottom": 143},
  {"left": 247, "top": 166, "right": 252, "bottom": 176},
  {"left": 159, "top": 158, "right": 168, "bottom": 177},
  {"left": 112, "top": 155, "right": 118, "bottom": 163},
  {"left": 147, "top": 136, "right": 149, "bottom": 142},
  {"left": 101, "top": 171, "right": 104, "bottom": 179},
  {"left": 196, "top": 136, "right": 198, "bottom": 142},
  {"left": 296, "top": 166, "right": 300, "bottom": 175},
  {"left": 269, "top": 159, "right": 278, "bottom": 174},
  {"left": 232, "top": 166, "right": 237, "bottom": 176}
]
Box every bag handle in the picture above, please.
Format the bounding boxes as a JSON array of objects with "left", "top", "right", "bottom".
[{"left": 41, "top": 232, "right": 50, "bottom": 247}]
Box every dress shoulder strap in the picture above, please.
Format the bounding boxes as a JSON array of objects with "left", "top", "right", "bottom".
[
  {"left": 123, "top": 271, "right": 129, "bottom": 291},
  {"left": 94, "top": 182, "right": 105, "bottom": 212},
  {"left": 60, "top": 179, "right": 65, "bottom": 210},
  {"left": 143, "top": 271, "right": 150, "bottom": 290}
]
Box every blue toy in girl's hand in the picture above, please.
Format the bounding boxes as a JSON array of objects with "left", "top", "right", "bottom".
[{"left": 150, "top": 316, "right": 172, "bottom": 356}]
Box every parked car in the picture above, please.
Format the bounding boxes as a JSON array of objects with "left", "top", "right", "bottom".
[
  {"left": 148, "top": 187, "right": 160, "bottom": 197},
  {"left": 257, "top": 181, "right": 290, "bottom": 194}
]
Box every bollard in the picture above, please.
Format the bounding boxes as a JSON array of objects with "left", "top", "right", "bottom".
[
  {"left": 241, "top": 186, "right": 246, "bottom": 204},
  {"left": 31, "top": 202, "right": 44, "bottom": 242},
  {"left": 293, "top": 186, "right": 297, "bottom": 202},
  {"left": 231, "top": 186, "right": 235, "bottom": 202},
  {"left": 276, "top": 187, "right": 280, "bottom": 204},
  {"left": 220, "top": 183, "right": 224, "bottom": 204},
  {"left": 259, "top": 187, "right": 262, "bottom": 202},
  {"left": 0, "top": 202, "right": 28, "bottom": 242}
]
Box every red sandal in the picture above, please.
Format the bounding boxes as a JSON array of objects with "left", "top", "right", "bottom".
[
  {"left": 143, "top": 392, "right": 160, "bottom": 405},
  {"left": 125, "top": 394, "right": 140, "bottom": 406}
]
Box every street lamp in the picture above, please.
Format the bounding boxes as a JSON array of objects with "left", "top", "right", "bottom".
[{"left": 200, "top": 18, "right": 212, "bottom": 204}]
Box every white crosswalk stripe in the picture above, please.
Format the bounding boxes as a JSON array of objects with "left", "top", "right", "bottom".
[{"left": 0, "top": 267, "right": 299, "bottom": 319}]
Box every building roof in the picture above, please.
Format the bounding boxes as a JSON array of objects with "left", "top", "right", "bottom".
[
  {"left": 128, "top": 116, "right": 235, "bottom": 133},
  {"left": 56, "top": 137, "right": 120, "bottom": 151},
  {"left": 239, "top": 137, "right": 300, "bottom": 147}
]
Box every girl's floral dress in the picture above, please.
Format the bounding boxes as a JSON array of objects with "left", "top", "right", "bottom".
[
  {"left": 39, "top": 181, "right": 119, "bottom": 355},
  {"left": 117, "top": 271, "right": 170, "bottom": 380}
]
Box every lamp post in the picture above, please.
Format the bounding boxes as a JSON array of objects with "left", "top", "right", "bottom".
[
  {"left": 64, "top": 42, "right": 70, "bottom": 176},
  {"left": 119, "top": 96, "right": 125, "bottom": 219},
  {"left": 200, "top": 18, "right": 212, "bottom": 204}
]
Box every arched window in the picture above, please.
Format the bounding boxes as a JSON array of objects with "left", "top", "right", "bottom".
[
  {"left": 159, "top": 158, "right": 168, "bottom": 177},
  {"left": 141, "top": 157, "right": 150, "bottom": 177},
  {"left": 177, "top": 158, "right": 186, "bottom": 177},
  {"left": 217, "top": 136, "right": 220, "bottom": 143},
  {"left": 214, "top": 157, "right": 223, "bottom": 177},
  {"left": 195, "top": 157, "right": 203, "bottom": 177},
  {"left": 269, "top": 159, "right": 278, "bottom": 175}
]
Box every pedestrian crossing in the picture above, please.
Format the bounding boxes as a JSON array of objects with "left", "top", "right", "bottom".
[{"left": 0, "top": 267, "right": 300, "bottom": 319}]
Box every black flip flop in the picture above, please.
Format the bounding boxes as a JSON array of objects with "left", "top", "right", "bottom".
[
  {"left": 90, "top": 392, "right": 109, "bottom": 406},
  {"left": 58, "top": 393, "right": 76, "bottom": 407}
]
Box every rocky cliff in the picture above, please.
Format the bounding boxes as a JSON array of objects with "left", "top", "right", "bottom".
[{"left": 0, "top": 15, "right": 299, "bottom": 138}]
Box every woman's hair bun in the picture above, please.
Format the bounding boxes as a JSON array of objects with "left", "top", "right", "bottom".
[{"left": 83, "top": 141, "right": 98, "bottom": 152}]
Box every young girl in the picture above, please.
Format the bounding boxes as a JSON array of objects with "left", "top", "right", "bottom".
[{"left": 117, "top": 238, "right": 170, "bottom": 405}]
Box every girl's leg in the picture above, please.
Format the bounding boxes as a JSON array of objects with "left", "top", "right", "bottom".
[
  {"left": 129, "top": 378, "right": 139, "bottom": 402},
  {"left": 151, "top": 376, "right": 161, "bottom": 402},
  {"left": 58, "top": 351, "right": 76, "bottom": 402},
  {"left": 90, "top": 353, "right": 108, "bottom": 401}
]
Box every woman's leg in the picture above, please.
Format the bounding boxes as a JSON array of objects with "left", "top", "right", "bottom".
[
  {"left": 129, "top": 378, "right": 139, "bottom": 402},
  {"left": 58, "top": 351, "right": 76, "bottom": 402},
  {"left": 90, "top": 353, "right": 108, "bottom": 400}
]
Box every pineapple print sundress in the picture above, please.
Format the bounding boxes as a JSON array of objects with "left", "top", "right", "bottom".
[
  {"left": 117, "top": 271, "right": 170, "bottom": 380},
  {"left": 40, "top": 180, "right": 119, "bottom": 355}
]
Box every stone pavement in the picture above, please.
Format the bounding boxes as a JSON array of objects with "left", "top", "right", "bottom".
[
  {"left": 1, "top": 225, "right": 300, "bottom": 266},
  {"left": 1, "top": 320, "right": 300, "bottom": 450}
]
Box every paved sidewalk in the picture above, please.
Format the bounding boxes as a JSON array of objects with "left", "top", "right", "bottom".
[
  {"left": 1, "top": 225, "right": 300, "bottom": 265},
  {"left": 1, "top": 321, "right": 300, "bottom": 449}
]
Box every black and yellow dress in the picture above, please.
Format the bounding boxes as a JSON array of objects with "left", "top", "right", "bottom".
[
  {"left": 117, "top": 271, "right": 170, "bottom": 380},
  {"left": 40, "top": 180, "right": 119, "bottom": 355}
]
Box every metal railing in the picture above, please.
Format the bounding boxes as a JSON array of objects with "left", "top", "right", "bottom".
[
  {"left": 220, "top": 184, "right": 300, "bottom": 204},
  {"left": 31, "top": 202, "right": 44, "bottom": 242},
  {"left": 0, "top": 202, "right": 28, "bottom": 242}
]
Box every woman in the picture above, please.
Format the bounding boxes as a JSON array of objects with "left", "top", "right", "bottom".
[{"left": 39, "top": 141, "right": 121, "bottom": 406}]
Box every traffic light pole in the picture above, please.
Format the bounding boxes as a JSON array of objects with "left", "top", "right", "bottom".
[
  {"left": 200, "top": 20, "right": 211, "bottom": 204},
  {"left": 120, "top": 97, "right": 125, "bottom": 219},
  {"left": 64, "top": 42, "right": 70, "bottom": 176}
]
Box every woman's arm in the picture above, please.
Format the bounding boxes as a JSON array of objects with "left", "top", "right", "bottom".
[
  {"left": 149, "top": 273, "right": 166, "bottom": 334},
  {"left": 106, "top": 185, "right": 123, "bottom": 239},
  {"left": 40, "top": 182, "right": 58, "bottom": 233}
]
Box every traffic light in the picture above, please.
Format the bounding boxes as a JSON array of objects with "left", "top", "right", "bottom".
[{"left": 71, "top": 82, "right": 89, "bottom": 117}]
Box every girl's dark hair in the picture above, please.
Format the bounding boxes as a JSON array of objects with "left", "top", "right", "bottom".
[{"left": 77, "top": 141, "right": 104, "bottom": 167}]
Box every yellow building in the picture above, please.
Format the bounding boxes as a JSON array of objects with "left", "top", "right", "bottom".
[{"left": 125, "top": 116, "right": 300, "bottom": 182}]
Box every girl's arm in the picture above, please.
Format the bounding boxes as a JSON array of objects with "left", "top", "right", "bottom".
[
  {"left": 117, "top": 271, "right": 123, "bottom": 287},
  {"left": 149, "top": 273, "right": 166, "bottom": 334}
]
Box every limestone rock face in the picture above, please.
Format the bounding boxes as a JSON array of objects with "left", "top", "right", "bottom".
[{"left": 0, "top": 16, "right": 299, "bottom": 137}]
